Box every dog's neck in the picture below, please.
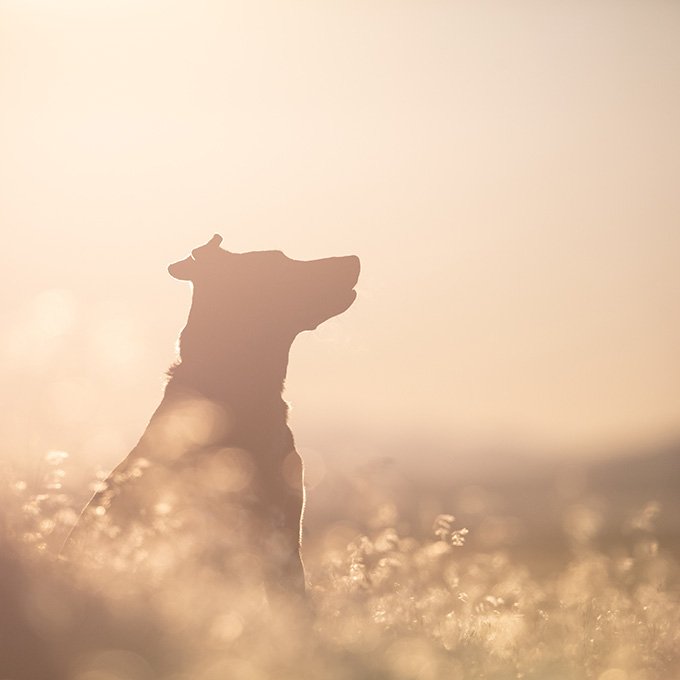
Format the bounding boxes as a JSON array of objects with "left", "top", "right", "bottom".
[
  {"left": 164, "top": 309, "right": 296, "bottom": 410},
  {"left": 129, "top": 322, "right": 295, "bottom": 460}
]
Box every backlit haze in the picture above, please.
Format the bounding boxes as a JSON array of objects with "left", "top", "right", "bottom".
[{"left": 1, "top": 0, "right": 679, "bottom": 475}]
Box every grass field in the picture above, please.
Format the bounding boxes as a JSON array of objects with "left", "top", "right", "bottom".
[{"left": 1, "top": 451, "right": 678, "bottom": 680}]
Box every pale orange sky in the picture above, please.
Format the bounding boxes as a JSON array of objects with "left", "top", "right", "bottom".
[{"left": 1, "top": 0, "right": 679, "bottom": 469}]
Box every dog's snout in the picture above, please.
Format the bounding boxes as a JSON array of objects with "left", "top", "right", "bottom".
[{"left": 342, "top": 255, "right": 360, "bottom": 288}]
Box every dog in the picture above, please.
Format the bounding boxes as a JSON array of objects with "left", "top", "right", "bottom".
[{"left": 64, "top": 235, "right": 360, "bottom": 604}]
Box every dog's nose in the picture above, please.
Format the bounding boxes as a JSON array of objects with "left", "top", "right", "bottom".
[{"left": 342, "top": 255, "right": 360, "bottom": 288}]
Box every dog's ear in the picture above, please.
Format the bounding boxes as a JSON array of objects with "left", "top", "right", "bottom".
[
  {"left": 191, "top": 234, "right": 223, "bottom": 259},
  {"left": 168, "top": 234, "right": 224, "bottom": 281},
  {"left": 168, "top": 256, "right": 196, "bottom": 281}
]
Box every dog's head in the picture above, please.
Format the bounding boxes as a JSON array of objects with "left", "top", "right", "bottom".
[{"left": 169, "top": 234, "right": 360, "bottom": 334}]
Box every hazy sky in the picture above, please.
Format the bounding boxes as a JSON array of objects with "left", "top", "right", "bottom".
[{"left": 1, "top": 0, "right": 679, "bottom": 470}]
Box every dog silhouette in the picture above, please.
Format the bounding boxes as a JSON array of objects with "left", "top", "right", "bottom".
[{"left": 65, "top": 235, "right": 360, "bottom": 603}]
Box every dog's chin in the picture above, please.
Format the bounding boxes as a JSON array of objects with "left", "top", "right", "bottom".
[
  {"left": 303, "top": 288, "right": 357, "bottom": 331},
  {"left": 344, "top": 287, "right": 358, "bottom": 308},
  {"left": 329, "top": 288, "right": 357, "bottom": 318}
]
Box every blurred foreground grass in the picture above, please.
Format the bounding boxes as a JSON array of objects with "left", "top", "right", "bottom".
[{"left": 1, "top": 451, "right": 678, "bottom": 680}]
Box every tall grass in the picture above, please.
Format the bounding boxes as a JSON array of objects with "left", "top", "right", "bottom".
[{"left": 1, "top": 451, "right": 678, "bottom": 680}]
